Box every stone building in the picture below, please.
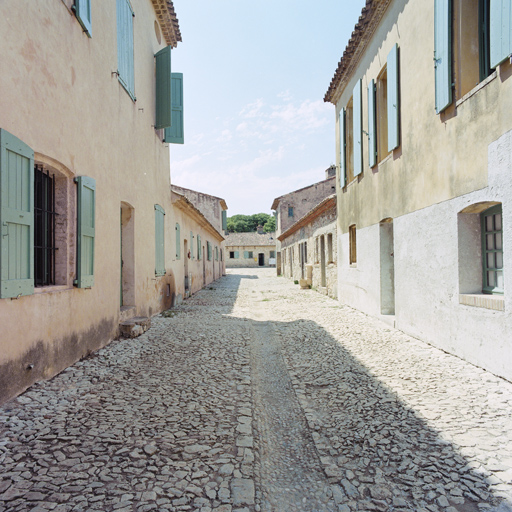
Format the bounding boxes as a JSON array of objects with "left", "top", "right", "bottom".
[
  {"left": 225, "top": 230, "right": 277, "bottom": 268},
  {"left": 326, "top": 0, "right": 512, "bottom": 380},
  {"left": 279, "top": 195, "right": 337, "bottom": 299}
]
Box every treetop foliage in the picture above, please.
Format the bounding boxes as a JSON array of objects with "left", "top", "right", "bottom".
[{"left": 227, "top": 213, "right": 276, "bottom": 233}]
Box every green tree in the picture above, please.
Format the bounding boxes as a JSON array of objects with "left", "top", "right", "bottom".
[
  {"left": 263, "top": 216, "right": 276, "bottom": 232},
  {"left": 226, "top": 213, "right": 275, "bottom": 233}
]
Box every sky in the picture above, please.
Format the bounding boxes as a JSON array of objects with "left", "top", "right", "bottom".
[{"left": 169, "top": 0, "right": 366, "bottom": 215}]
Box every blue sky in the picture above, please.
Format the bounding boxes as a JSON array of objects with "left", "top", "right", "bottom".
[{"left": 170, "top": 0, "right": 366, "bottom": 215}]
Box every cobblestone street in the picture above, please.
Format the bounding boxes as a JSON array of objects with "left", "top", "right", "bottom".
[{"left": 1, "top": 268, "right": 512, "bottom": 512}]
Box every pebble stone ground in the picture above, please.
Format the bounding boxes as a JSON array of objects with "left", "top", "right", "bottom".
[{"left": 1, "top": 268, "right": 512, "bottom": 512}]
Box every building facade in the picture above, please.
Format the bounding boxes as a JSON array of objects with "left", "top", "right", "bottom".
[
  {"left": 225, "top": 231, "right": 276, "bottom": 268},
  {"left": 279, "top": 195, "right": 338, "bottom": 299},
  {"left": 326, "top": 0, "right": 512, "bottom": 380}
]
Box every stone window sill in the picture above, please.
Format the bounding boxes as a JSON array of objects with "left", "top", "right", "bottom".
[
  {"left": 459, "top": 294, "right": 504, "bottom": 311},
  {"left": 456, "top": 71, "right": 497, "bottom": 108},
  {"left": 34, "top": 285, "right": 74, "bottom": 295}
]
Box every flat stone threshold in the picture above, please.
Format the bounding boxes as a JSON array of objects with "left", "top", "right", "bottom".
[{"left": 459, "top": 294, "right": 504, "bottom": 311}]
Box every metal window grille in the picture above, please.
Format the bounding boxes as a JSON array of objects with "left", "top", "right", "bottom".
[{"left": 34, "top": 165, "right": 57, "bottom": 286}]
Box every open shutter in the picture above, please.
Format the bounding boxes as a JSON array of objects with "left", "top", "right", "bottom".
[
  {"left": 234, "top": 251, "right": 239, "bottom": 259},
  {"left": 208, "top": 242, "right": 212, "bottom": 261},
  {"left": 339, "top": 108, "right": 346, "bottom": 187},
  {"left": 353, "top": 79, "right": 363, "bottom": 176},
  {"left": 368, "top": 79, "right": 377, "bottom": 168},
  {"left": 434, "top": 0, "right": 452, "bottom": 113},
  {"left": 244, "top": 251, "right": 249, "bottom": 259},
  {"left": 222, "top": 210, "right": 227, "bottom": 231},
  {"left": 117, "top": 0, "right": 135, "bottom": 99},
  {"left": 197, "top": 235, "right": 201, "bottom": 260},
  {"left": 76, "top": 176, "right": 95, "bottom": 288},
  {"left": 387, "top": 44, "right": 400, "bottom": 151},
  {"left": 164, "top": 73, "right": 184, "bottom": 144},
  {"left": 0, "top": 130, "right": 34, "bottom": 298},
  {"left": 75, "top": 0, "right": 92, "bottom": 37},
  {"left": 175, "top": 223, "right": 180, "bottom": 259},
  {"left": 190, "top": 231, "right": 194, "bottom": 259},
  {"left": 155, "top": 46, "right": 172, "bottom": 130},
  {"left": 490, "top": 0, "right": 512, "bottom": 68},
  {"left": 155, "top": 205, "right": 165, "bottom": 276}
]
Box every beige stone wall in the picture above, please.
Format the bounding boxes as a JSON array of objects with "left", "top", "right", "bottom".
[
  {"left": 225, "top": 246, "right": 276, "bottom": 268},
  {"left": 333, "top": 0, "right": 512, "bottom": 234},
  {"left": 0, "top": 1, "right": 181, "bottom": 403}
]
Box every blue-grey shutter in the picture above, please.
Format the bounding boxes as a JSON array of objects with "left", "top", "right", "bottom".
[
  {"left": 0, "top": 129, "right": 34, "bottom": 298},
  {"left": 190, "top": 230, "right": 194, "bottom": 259},
  {"left": 208, "top": 242, "right": 212, "bottom": 261},
  {"left": 353, "top": 79, "right": 363, "bottom": 176},
  {"left": 222, "top": 210, "right": 227, "bottom": 231},
  {"left": 164, "top": 73, "right": 184, "bottom": 144},
  {"left": 117, "top": 0, "right": 135, "bottom": 99},
  {"left": 490, "top": 0, "right": 512, "bottom": 68},
  {"left": 155, "top": 205, "right": 165, "bottom": 276},
  {"left": 75, "top": 0, "right": 92, "bottom": 37},
  {"left": 387, "top": 44, "right": 400, "bottom": 151},
  {"left": 76, "top": 176, "right": 96, "bottom": 288},
  {"left": 434, "top": 0, "right": 452, "bottom": 113},
  {"left": 234, "top": 251, "right": 239, "bottom": 259},
  {"left": 197, "top": 234, "right": 201, "bottom": 260},
  {"left": 175, "top": 223, "right": 180, "bottom": 259},
  {"left": 339, "top": 108, "right": 346, "bottom": 187},
  {"left": 244, "top": 251, "right": 249, "bottom": 259},
  {"left": 155, "top": 46, "right": 172, "bottom": 130},
  {"left": 368, "top": 79, "right": 377, "bottom": 168}
]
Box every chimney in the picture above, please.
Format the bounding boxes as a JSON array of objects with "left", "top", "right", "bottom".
[
  {"left": 256, "top": 225, "right": 264, "bottom": 234},
  {"left": 325, "top": 165, "right": 336, "bottom": 179}
]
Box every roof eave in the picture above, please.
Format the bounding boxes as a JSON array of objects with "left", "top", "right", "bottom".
[{"left": 152, "top": 0, "right": 182, "bottom": 48}]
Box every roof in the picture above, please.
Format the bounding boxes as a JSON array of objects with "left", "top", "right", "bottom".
[
  {"left": 324, "top": 0, "right": 392, "bottom": 104},
  {"left": 278, "top": 195, "right": 336, "bottom": 242},
  {"left": 171, "top": 184, "right": 228, "bottom": 211},
  {"left": 271, "top": 176, "right": 335, "bottom": 211},
  {"left": 224, "top": 232, "right": 276, "bottom": 248},
  {"left": 151, "top": 0, "right": 182, "bottom": 47},
  {"left": 171, "top": 191, "right": 224, "bottom": 242}
]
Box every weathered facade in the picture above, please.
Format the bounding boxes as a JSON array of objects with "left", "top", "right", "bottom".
[
  {"left": 279, "top": 195, "right": 338, "bottom": 299},
  {"left": 225, "top": 231, "right": 276, "bottom": 268},
  {"left": 327, "top": 0, "right": 512, "bottom": 380}
]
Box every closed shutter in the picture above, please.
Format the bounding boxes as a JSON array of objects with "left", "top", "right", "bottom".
[
  {"left": 387, "top": 44, "right": 400, "bottom": 151},
  {"left": 190, "top": 231, "right": 194, "bottom": 259},
  {"left": 434, "top": 0, "right": 452, "bottom": 113},
  {"left": 76, "top": 176, "right": 96, "bottom": 288},
  {"left": 222, "top": 210, "right": 227, "bottom": 231},
  {"left": 208, "top": 242, "right": 212, "bottom": 261},
  {"left": 175, "top": 223, "right": 180, "bottom": 259},
  {"left": 197, "top": 235, "right": 201, "bottom": 260},
  {"left": 155, "top": 205, "right": 165, "bottom": 276},
  {"left": 368, "top": 79, "right": 377, "bottom": 168},
  {"left": 117, "top": 0, "right": 135, "bottom": 99},
  {"left": 0, "top": 129, "right": 34, "bottom": 298},
  {"left": 490, "top": 0, "right": 512, "bottom": 68},
  {"left": 155, "top": 46, "right": 172, "bottom": 130},
  {"left": 339, "top": 108, "right": 346, "bottom": 187},
  {"left": 234, "top": 251, "right": 239, "bottom": 259},
  {"left": 164, "top": 73, "right": 184, "bottom": 144},
  {"left": 75, "top": 0, "right": 92, "bottom": 37},
  {"left": 353, "top": 79, "right": 363, "bottom": 176}
]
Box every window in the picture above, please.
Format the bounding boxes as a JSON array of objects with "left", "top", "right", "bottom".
[
  {"left": 288, "top": 206, "right": 294, "bottom": 218},
  {"left": 155, "top": 205, "right": 165, "bottom": 276},
  {"left": 207, "top": 241, "right": 212, "bottom": 261},
  {"left": 175, "top": 223, "right": 180, "bottom": 259},
  {"left": 270, "top": 251, "right": 275, "bottom": 258},
  {"left": 215, "top": 246, "right": 219, "bottom": 261},
  {"left": 482, "top": 205, "right": 503, "bottom": 294},
  {"left": 197, "top": 235, "right": 201, "bottom": 260},
  {"left": 164, "top": 73, "right": 184, "bottom": 144},
  {"left": 117, "top": 0, "right": 135, "bottom": 100},
  {"left": 349, "top": 225, "right": 357, "bottom": 265},
  {"left": 327, "top": 233, "right": 333, "bottom": 263},
  {"left": 244, "top": 251, "right": 253, "bottom": 259},
  {"left": 230, "top": 251, "right": 235, "bottom": 259},
  {"left": 74, "top": 0, "right": 92, "bottom": 37}
]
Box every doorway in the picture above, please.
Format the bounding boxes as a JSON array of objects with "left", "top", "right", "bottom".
[
  {"left": 258, "top": 253, "right": 264, "bottom": 266},
  {"left": 380, "top": 219, "right": 395, "bottom": 315},
  {"left": 120, "top": 203, "right": 135, "bottom": 307}
]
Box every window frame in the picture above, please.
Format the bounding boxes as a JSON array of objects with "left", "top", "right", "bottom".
[
  {"left": 481, "top": 204, "right": 504, "bottom": 294},
  {"left": 349, "top": 225, "right": 357, "bottom": 266}
]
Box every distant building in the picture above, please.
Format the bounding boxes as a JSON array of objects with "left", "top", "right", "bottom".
[{"left": 225, "top": 228, "right": 276, "bottom": 268}]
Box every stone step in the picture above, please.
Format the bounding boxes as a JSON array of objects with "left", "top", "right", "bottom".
[{"left": 119, "top": 316, "right": 151, "bottom": 338}]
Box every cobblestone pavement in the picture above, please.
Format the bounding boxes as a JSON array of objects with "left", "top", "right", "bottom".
[{"left": 1, "top": 269, "right": 512, "bottom": 512}]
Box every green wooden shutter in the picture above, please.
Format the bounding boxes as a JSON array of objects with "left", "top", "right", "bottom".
[
  {"left": 368, "top": 79, "right": 377, "bottom": 168},
  {"left": 197, "top": 234, "right": 201, "bottom": 260},
  {"left": 234, "top": 250, "right": 239, "bottom": 259},
  {"left": 353, "top": 79, "right": 363, "bottom": 176},
  {"left": 387, "top": 44, "right": 400, "bottom": 151},
  {"left": 164, "top": 73, "right": 184, "bottom": 144},
  {"left": 490, "top": 0, "right": 512, "bottom": 68},
  {"left": 155, "top": 46, "right": 172, "bottom": 130},
  {"left": 222, "top": 210, "right": 227, "bottom": 231},
  {"left": 175, "top": 223, "right": 180, "bottom": 259},
  {"left": 190, "top": 231, "right": 194, "bottom": 259},
  {"left": 244, "top": 251, "right": 249, "bottom": 259},
  {"left": 155, "top": 205, "right": 165, "bottom": 276},
  {"left": 0, "top": 129, "right": 34, "bottom": 298},
  {"left": 75, "top": 0, "right": 92, "bottom": 37},
  {"left": 76, "top": 176, "right": 96, "bottom": 288},
  {"left": 339, "top": 108, "right": 346, "bottom": 187},
  {"left": 117, "top": 0, "right": 135, "bottom": 99},
  {"left": 207, "top": 242, "right": 212, "bottom": 261},
  {"left": 434, "top": 0, "right": 452, "bottom": 113}
]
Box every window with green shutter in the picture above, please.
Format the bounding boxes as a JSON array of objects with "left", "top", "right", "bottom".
[
  {"left": 353, "top": 79, "right": 363, "bottom": 176},
  {"left": 339, "top": 108, "right": 346, "bottom": 187},
  {"left": 197, "top": 235, "right": 201, "bottom": 260},
  {"left": 434, "top": 0, "right": 452, "bottom": 113},
  {"left": 155, "top": 46, "right": 172, "bottom": 130},
  {"left": 215, "top": 246, "right": 219, "bottom": 261},
  {"left": 222, "top": 210, "right": 227, "bottom": 231},
  {"left": 0, "top": 129, "right": 35, "bottom": 298},
  {"left": 74, "top": 0, "right": 92, "bottom": 37},
  {"left": 117, "top": 0, "right": 135, "bottom": 100},
  {"left": 75, "top": 176, "right": 96, "bottom": 288},
  {"left": 155, "top": 205, "right": 165, "bottom": 276},
  {"left": 367, "top": 79, "right": 377, "bottom": 168},
  {"left": 387, "top": 44, "right": 400, "bottom": 152},
  {"left": 175, "top": 223, "right": 181, "bottom": 259},
  {"left": 244, "top": 251, "right": 249, "bottom": 259},
  {"left": 190, "top": 231, "right": 194, "bottom": 259},
  {"left": 234, "top": 251, "right": 239, "bottom": 259},
  {"left": 164, "top": 73, "right": 184, "bottom": 144},
  {"left": 207, "top": 241, "right": 212, "bottom": 261}
]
